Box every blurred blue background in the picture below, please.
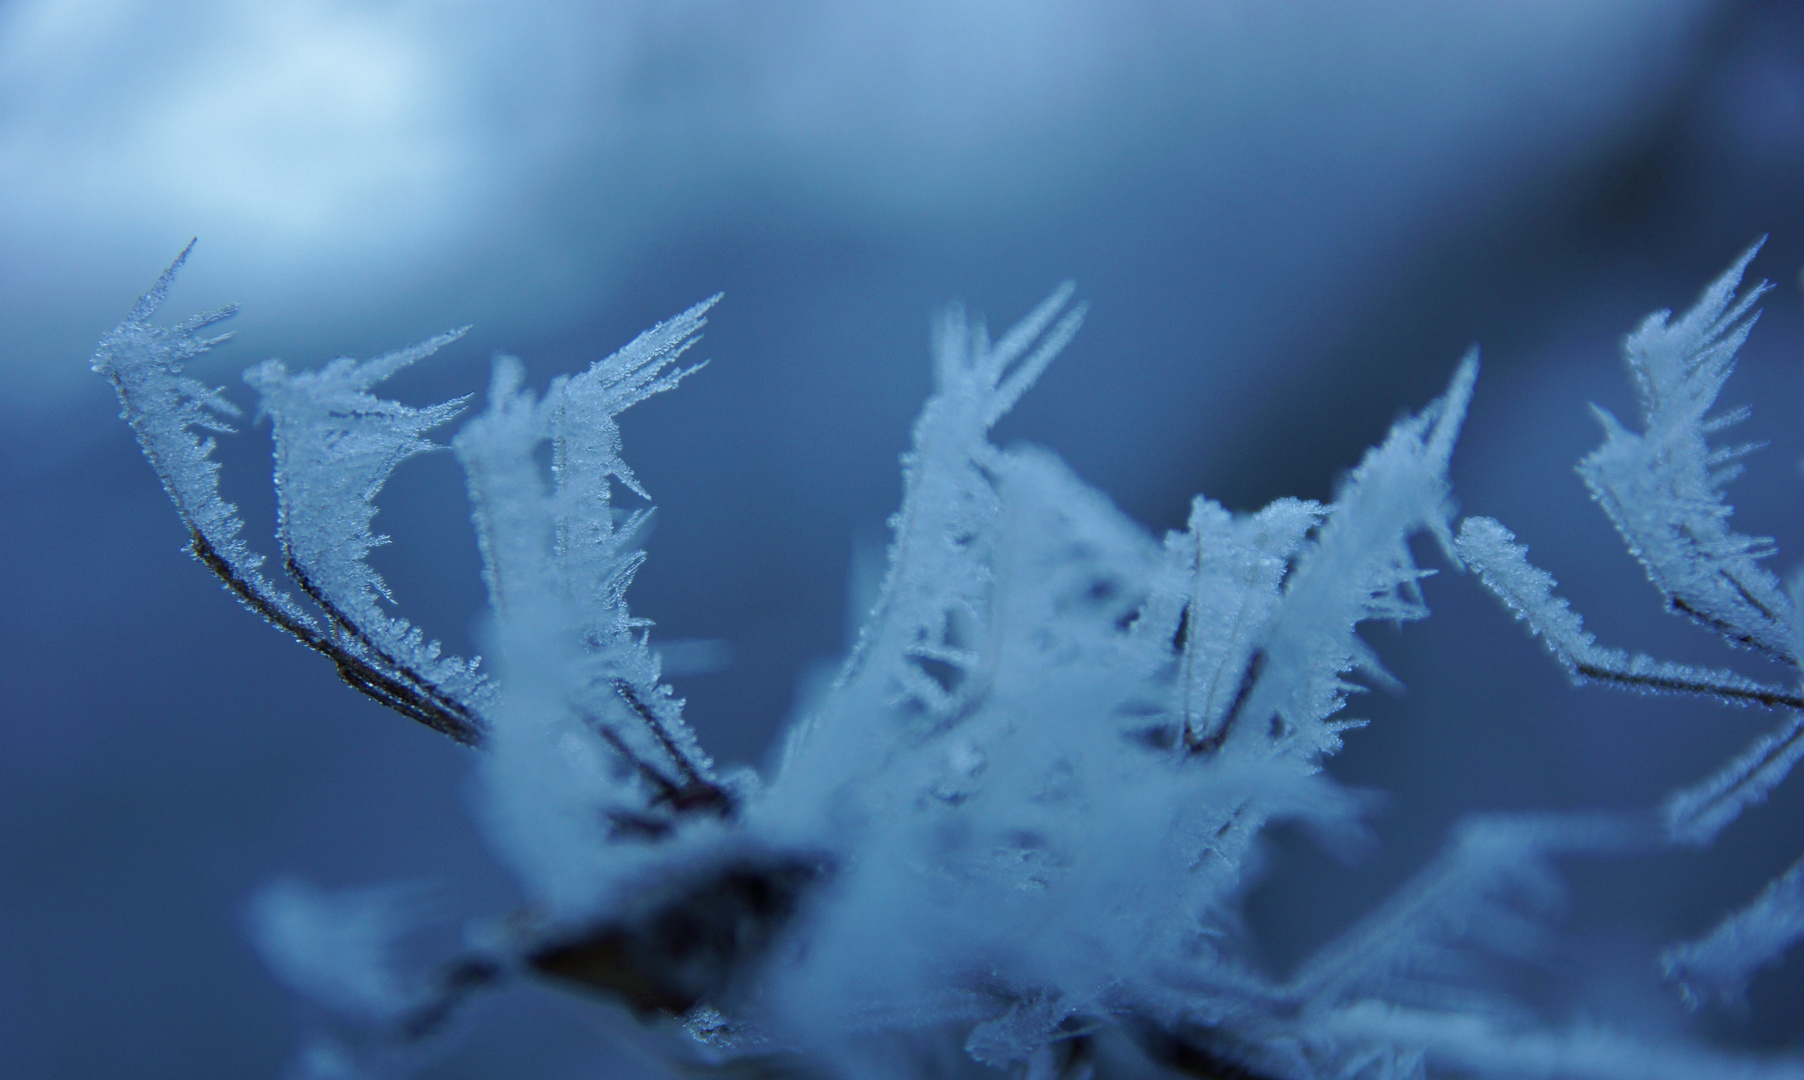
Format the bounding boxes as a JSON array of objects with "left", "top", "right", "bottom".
[{"left": 4, "top": 0, "right": 1804, "bottom": 1075}]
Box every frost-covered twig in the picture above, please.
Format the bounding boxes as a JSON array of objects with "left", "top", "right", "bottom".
[
  {"left": 1226, "top": 351, "right": 1476, "bottom": 768},
  {"left": 100, "top": 248, "right": 1804, "bottom": 1078},
  {"left": 774, "top": 284, "right": 1086, "bottom": 793},
  {"left": 1457, "top": 516, "right": 1802, "bottom": 710},
  {"left": 1459, "top": 246, "right": 1804, "bottom": 1015},
  {"left": 1662, "top": 713, "right": 1804, "bottom": 846},
  {"left": 96, "top": 243, "right": 490, "bottom": 744},
  {"left": 1287, "top": 812, "right": 1650, "bottom": 1011},
  {"left": 1662, "top": 852, "right": 1804, "bottom": 1010},
  {"left": 1159, "top": 496, "right": 1321, "bottom": 754}
]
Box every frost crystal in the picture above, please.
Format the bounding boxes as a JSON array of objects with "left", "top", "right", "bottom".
[{"left": 92, "top": 241, "right": 309, "bottom": 633}]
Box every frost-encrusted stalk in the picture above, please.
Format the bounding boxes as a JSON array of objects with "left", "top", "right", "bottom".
[
  {"left": 248, "top": 330, "right": 496, "bottom": 735},
  {"left": 774, "top": 284, "right": 1086, "bottom": 794},
  {"left": 1663, "top": 713, "right": 1804, "bottom": 846},
  {"left": 1462, "top": 246, "right": 1804, "bottom": 1018},
  {"left": 1228, "top": 352, "right": 1476, "bottom": 768},
  {"left": 94, "top": 243, "right": 290, "bottom": 627},
  {"left": 103, "top": 248, "right": 1804, "bottom": 1078},
  {"left": 1159, "top": 496, "right": 1321, "bottom": 754},
  {"left": 547, "top": 297, "right": 724, "bottom": 809},
  {"left": 849, "top": 282, "right": 1084, "bottom": 708},
  {"left": 1456, "top": 517, "right": 1802, "bottom": 709},
  {"left": 450, "top": 302, "right": 733, "bottom": 916},
  {"left": 1662, "top": 852, "right": 1804, "bottom": 1010}
]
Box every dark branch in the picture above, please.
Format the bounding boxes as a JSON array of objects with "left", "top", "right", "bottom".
[
  {"left": 611, "top": 679, "right": 733, "bottom": 814},
  {"left": 526, "top": 854, "right": 826, "bottom": 1016},
  {"left": 1573, "top": 657, "right": 1804, "bottom": 710},
  {"left": 1670, "top": 593, "right": 1797, "bottom": 668},
  {"left": 189, "top": 530, "right": 485, "bottom": 745},
  {"left": 282, "top": 545, "right": 485, "bottom": 732}
]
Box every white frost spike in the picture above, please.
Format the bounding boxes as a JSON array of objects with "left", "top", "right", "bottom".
[
  {"left": 777, "top": 285, "right": 1086, "bottom": 787},
  {"left": 249, "top": 877, "right": 430, "bottom": 1021},
  {"left": 1455, "top": 517, "right": 1591, "bottom": 669},
  {"left": 247, "top": 331, "right": 493, "bottom": 714},
  {"left": 1231, "top": 352, "right": 1476, "bottom": 767},
  {"left": 1663, "top": 853, "right": 1804, "bottom": 1011},
  {"left": 1289, "top": 813, "right": 1645, "bottom": 1011},
  {"left": 546, "top": 297, "right": 720, "bottom": 786},
  {"left": 457, "top": 358, "right": 652, "bottom": 915},
  {"left": 1663, "top": 713, "right": 1804, "bottom": 846},
  {"left": 453, "top": 307, "right": 727, "bottom": 915},
  {"left": 1456, "top": 516, "right": 1797, "bottom": 711},
  {"left": 854, "top": 282, "right": 1086, "bottom": 711},
  {"left": 1579, "top": 242, "right": 1794, "bottom": 665},
  {"left": 102, "top": 248, "right": 1804, "bottom": 1076},
  {"left": 458, "top": 357, "right": 555, "bottom": 616},
  {"left": 1459, "top": 515, "right": 1804, "bottom": 846},
  {"left": 550, "top": 295, "right": 717, "bottom": 639},
  {"left": 92, "top": 242, "right": 318, "bottom": 633}
]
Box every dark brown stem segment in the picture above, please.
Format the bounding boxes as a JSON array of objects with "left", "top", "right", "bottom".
[
  {"left": 1572, "top": 658, "right": 1804, "bottom": 710},
  {"left": 189, "top": 530, "right": 486, "bottom": 745},
  {"left": 610, "top": 679, "right": 732, "bottom": 811},
  {"left": 526, "top": 854, "right": 827, "bottom": 1015},
  {"left": 283, "top": 544, "right": 485, "bottom": 732},
  {"left": 199, "top": 517, "right": 745, "bottom": 846},
  {"left": 199, "top": 529, "right": 734, "bottom": 824}
]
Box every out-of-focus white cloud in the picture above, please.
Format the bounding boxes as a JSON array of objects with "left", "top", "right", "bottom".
[
  {"left": 0, "top": 0, "right": 1714, "bottom": 403},
  {"left": 0, "top": 1, "right": 467, "bottom": 242}
]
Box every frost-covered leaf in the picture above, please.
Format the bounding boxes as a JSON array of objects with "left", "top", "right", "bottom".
[
  {"left": 1579, "top": 243, "right": 1793, "bottom": 665},
  {"left": 247, "top": 331, "right": 494, "bottom": 725},
  {"left": 93, "top": 242, "right": 318, "bottom": 635}
]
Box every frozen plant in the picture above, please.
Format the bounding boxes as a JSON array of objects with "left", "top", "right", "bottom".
[
  {"left": 1455, "top": 242, "right": 1804, "bottom": 1014},
  {"left": 95, "top": 242, "right": 1804, "bottom": 1078}
]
